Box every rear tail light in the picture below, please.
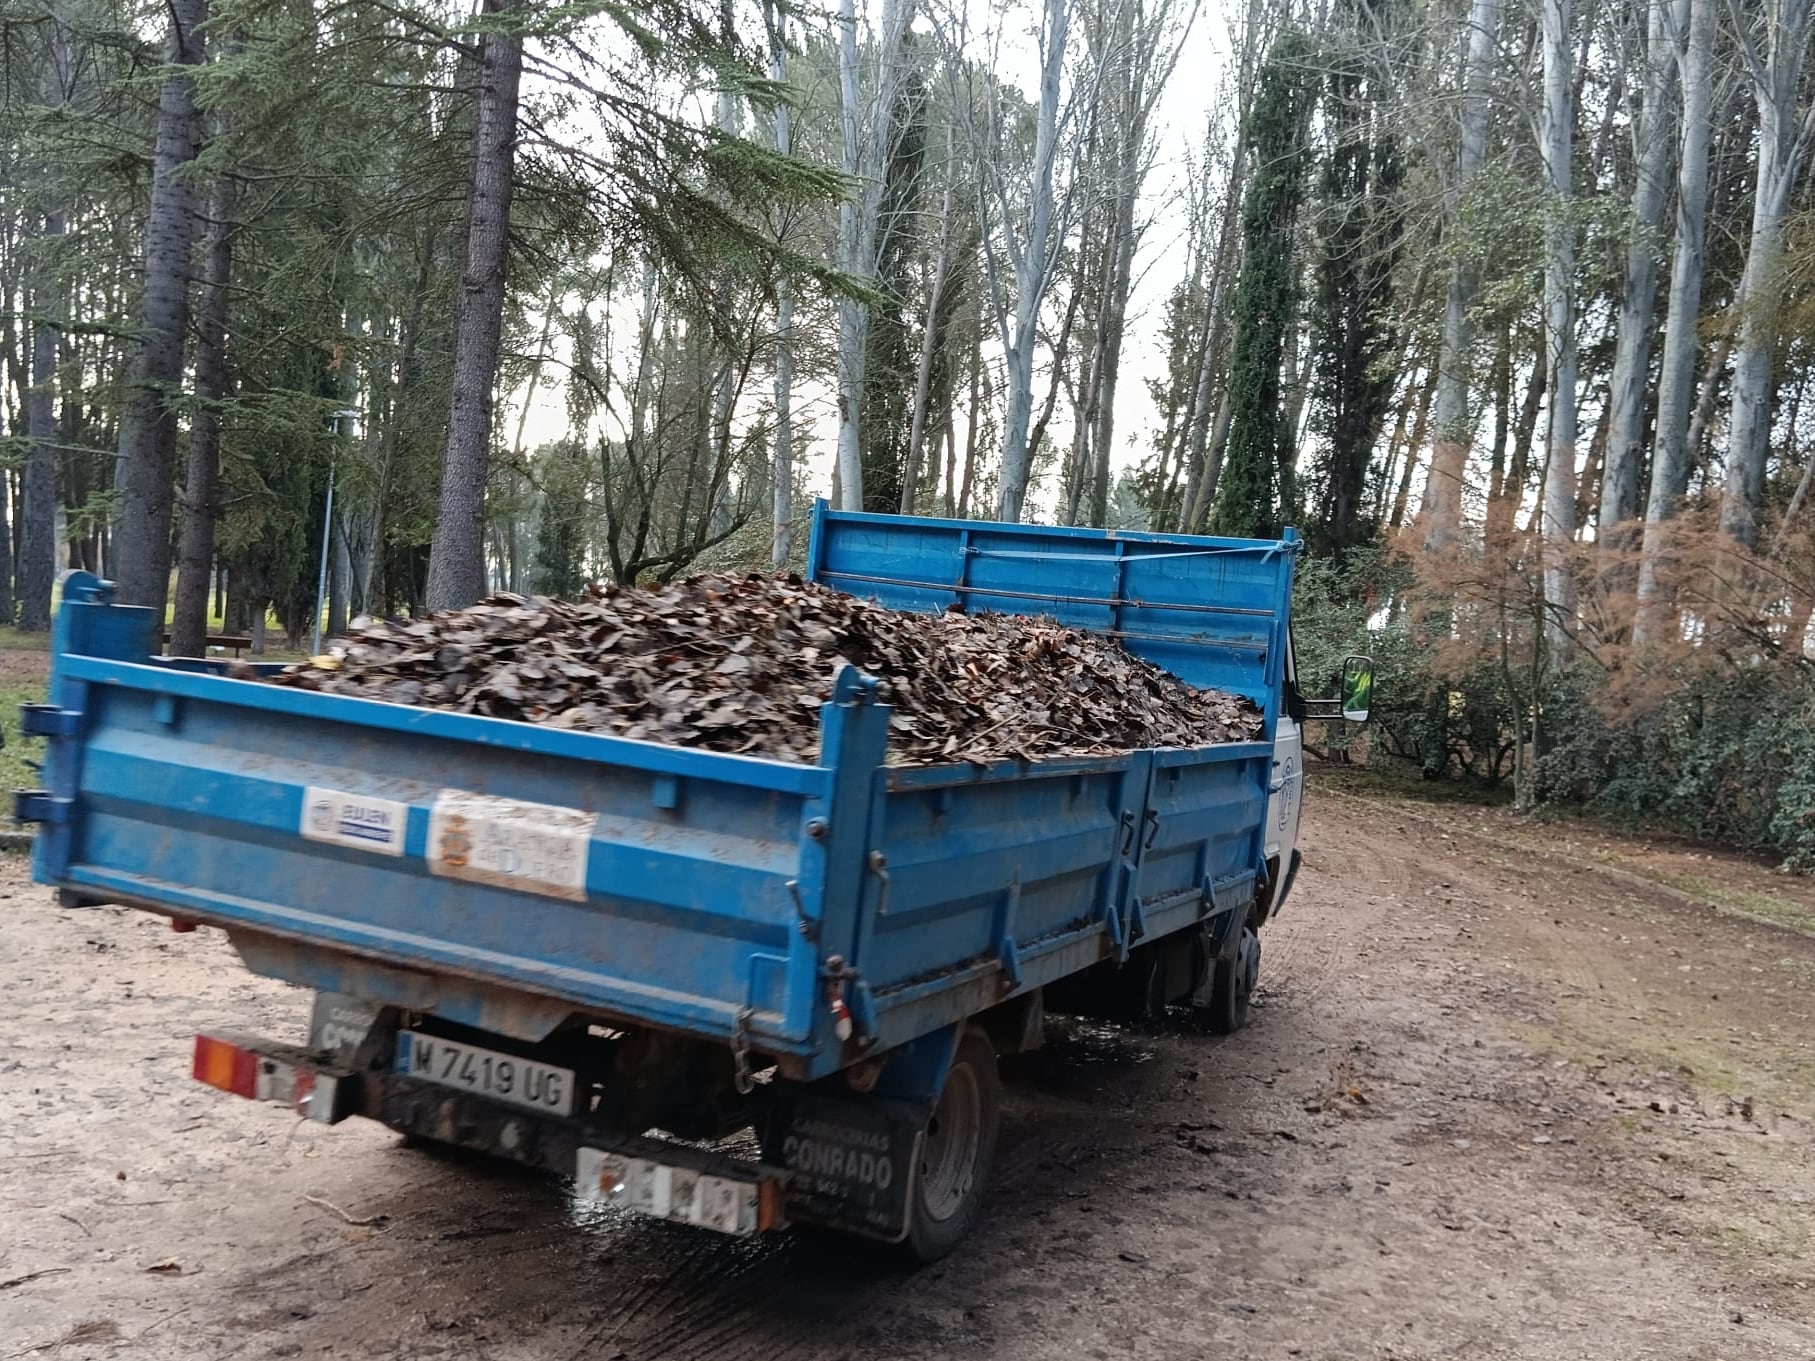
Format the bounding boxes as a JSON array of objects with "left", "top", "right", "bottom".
[
  {"left": 192, "top": 1034, "right": 259, "bottom": 1098},
  {"left": 190, "top": 1034, "right": 348, "bottom": 1123}
]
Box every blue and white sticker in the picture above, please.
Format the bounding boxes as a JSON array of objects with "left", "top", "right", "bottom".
[{"left": 300, "top": 786, "right": 408, "bottom": 857}]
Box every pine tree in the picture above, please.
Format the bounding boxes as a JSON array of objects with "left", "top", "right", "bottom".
[{"left": 1209, "top": 30, "right": 1317, "bottom": 540}]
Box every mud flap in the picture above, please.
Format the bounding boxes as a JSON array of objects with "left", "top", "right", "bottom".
[{"left": 765, "top": 1090, "right": 924, "bottom": 1243}]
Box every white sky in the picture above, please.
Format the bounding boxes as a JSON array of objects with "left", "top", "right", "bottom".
[{"left": 507, "top": 0, "right": 1239, "bottom": 517}]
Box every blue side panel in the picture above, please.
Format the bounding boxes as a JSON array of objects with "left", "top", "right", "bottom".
[
  {"left": 27, "top": 526, "right": 1293, "bottom": 1085},
  {"left": 863, "top": 760, "right": 1137, "bottom": 989},
  {"left": 35, "top": 648, "right": 835, "bottom": 1055},
  {"left": 806, "top": 503, "right": 1299, "bottom": 731},
  {"left": 1129, "top": 748, "right": 1271, "bottom": 943}
]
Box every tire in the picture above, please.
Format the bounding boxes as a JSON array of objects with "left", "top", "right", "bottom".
[
  {"left": 903, "top": 1030, "right": 1000, "bottom": 1263},
  {"left": 1204, "top": 925, "right": 1260, "bottom": 1035}
]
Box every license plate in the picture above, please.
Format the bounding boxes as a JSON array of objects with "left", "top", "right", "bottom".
[{"left": 394, "top": 1032, "right": 576, "bottom": 1117}]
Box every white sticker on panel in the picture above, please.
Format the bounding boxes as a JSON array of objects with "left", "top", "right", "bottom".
[
  {"left": 300, "top": 787, "right": 408, "bottom": 857},
  {"left": 426, "top": 790, "right": 595, "bottom": 901}
]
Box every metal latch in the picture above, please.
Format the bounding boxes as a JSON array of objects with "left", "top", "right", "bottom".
[
  {"left": 731, "top": 1007, "right": 754, "bottom": 1095},
  {"left": 14, "top": 790, "right": 69, "bottom": 824},
  {"left": 19, "top": 705, "right": 79, "bottom": 738}
]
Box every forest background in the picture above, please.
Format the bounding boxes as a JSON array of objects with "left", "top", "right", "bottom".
[{"left": 1, "top": 0, "right": 1813, "bottom": 866}]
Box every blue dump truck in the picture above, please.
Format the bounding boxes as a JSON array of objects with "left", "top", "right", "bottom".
[{"left": 17, "top": 503, "right": 1369, "bottom": 1260}]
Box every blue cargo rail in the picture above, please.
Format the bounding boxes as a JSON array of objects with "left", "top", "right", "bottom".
[{"left": 18, "top": 502, "right": 1311, "bottom": 1259}]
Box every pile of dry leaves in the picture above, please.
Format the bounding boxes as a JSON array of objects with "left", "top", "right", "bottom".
[{"left": 269, "top": 574, "right": 1262, "bottom": 766}]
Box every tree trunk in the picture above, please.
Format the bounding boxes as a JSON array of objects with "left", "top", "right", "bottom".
[
  {"left": 424, "top": 0, "right": 522, "bottom": 611},
  {"left": 1390, "top": 379, "right": 1436, "bottom": 531},
  {"left": 1774, "top": 446, "right": 1815, "bottom": 554},
  {"left": 1719, "top": 0, "right": 1812, "bottom": 549},
  {"left": 1600, "top": 0, "right": 1677, "bottom": 539},
  {"left": 170, "top": 167, "right": 234, "bottom": 658},
  {"left": 834, "top": 0, "right": 918, "bottom": 513},
  {"left": 18, "top": 206, "right": 63, "bottom": 632},
  {"left": 834, "top": 0, "right": 865, "bottom": 511},
  {"left": 1177, "top": 0, "right": 1264, "bottom": 530},
  {"left": 1633, "top": 0, "right": 1713, "bottom": 646},
  {"left": 957, "top": 314, "right": 983, "bottom": 519},
  {"left": 995, "top": 0, "right": 1071, "bottom": 522},
  {"left": 1088, "top": 177, "right": 1139, "bottom": 529},
  {"left": 329, "top": 508, "right": 350, "bottom": 637},
  {"left": 901, "top": 125, "right": 958, "bottom": 516},
  {"left": 768, "top": 0, "right": 795, "bottom": 563},
  {"left": 1421, "top": 0, "right": 1502, "bottom": 552},
  {"left": 1486, "top": 323, "right": 1512, "bottom": 508},
  {"left": 111, "top": 0, "right": 207, "bottom": 616},
  {"left": 1538, "top": 0, "right": 1578, "bottom": 655}
]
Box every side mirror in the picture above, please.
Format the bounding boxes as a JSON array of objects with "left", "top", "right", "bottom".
[{"left": 1340, "top": 656, "right": 1373, "bottom": 723}]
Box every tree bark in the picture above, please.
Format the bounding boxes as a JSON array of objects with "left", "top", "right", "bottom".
[
  {"left": 1718, "top": 0, "right": 1812, "bottom": 549},
  {"left": 834, "top": 0, "right": 864, "bottom": 511},
  {"left": 1634, "top": 0, "right": 1716, "bottom": 641},
  {"left": 834, "top": 0, "right": 918, "bottom": 513},
  {"left": 957, "top": 313, "right": 983, "bottom": 519},
  {"left": 901, "top": 124, "right": 958, "bottom": 516},
  {"left": 169, "top": 166, "right": 234, "bottom": 657},
  {"left": 1600, "top": 0, "right": 1678, "bottom": 534},
  {"left": 424, "top": 0, "right": 522, "bottom": 611},
  {"left": 1538, "top": 0, "right": 1578, "bottom": 655},
  {"left": 1421, "top": 0, "right": 1501, "bottom": 552},
  {"left": 1082, "top": 0, "right": 1175, "bottom": 530},
  {"left": 767, "top": 0, "right": 795, "bottom": 563},
  {"left": 1390, "top": 378, "right": 1436, "bottom": 531},
  {"left": 1489, "top": 352, "right": 1546, "bottom": 546},
  {"left": 18, "top": 133, "right": 68, "bottom": 635},
  {"left": 994, "top": 0, "right": 1071, "bottom": 522},
  {"left": 1088, "top": 175, "right": 1139, "bottom": 528},
  {"left": 19, "top": 210, "right": 63, "bottom": 633},
  {"left": 111, "top": 0, "right": 207, "bottom": 616},
  {"left": 329, "top": 509, "right": 350, "bottom": 636},
  {"left": 1178, "top": 0, "right": 1264, "bottom": 531}
]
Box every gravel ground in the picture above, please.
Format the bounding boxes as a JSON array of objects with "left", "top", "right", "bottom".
[{"left": 2, "top": 791, "right": 1812, "bottom": 1360}]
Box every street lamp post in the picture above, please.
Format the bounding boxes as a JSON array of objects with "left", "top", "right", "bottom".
[{"left": 312, "top": 410, "right": 360, "bottom": 657}]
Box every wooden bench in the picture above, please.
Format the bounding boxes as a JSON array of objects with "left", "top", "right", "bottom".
[{"left": 160, "top": 628, "right": 255, "bottom": 657}]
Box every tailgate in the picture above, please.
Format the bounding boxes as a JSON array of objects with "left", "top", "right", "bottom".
[{"left": 24, "top": 592, "right": 846, "bottom": 1058}]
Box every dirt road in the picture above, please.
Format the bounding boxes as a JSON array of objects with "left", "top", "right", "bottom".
[{"left": 3, "top": 790, "right": 1812, "bottom": 1360}]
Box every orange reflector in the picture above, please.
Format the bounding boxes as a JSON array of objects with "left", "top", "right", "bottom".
[
  {"left": 757, "top": 1177, "right": 788, "bottom": 1233},
  {"left": 192, "top": 1035, "right": 259, "bottom": 1099}
]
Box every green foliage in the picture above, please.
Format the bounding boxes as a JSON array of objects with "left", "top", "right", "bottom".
[
  {"left": 859, "top": 59, "right": 930, "bottom": 513},
  {"left": 1210, "top": 29, "right": 1318, "bottom": 540},
  {"left": 1308, "top": 0, "right": 1404, "bottom": 560},
  {"left": 1770, "top": 708, "right": 1815, "bottom": 872},
  {"left": 1537, "top": 664, "right": 1815, "bottom": 871},
  {"left": 1306, "top": 527, "right": 1815, "bottom": 872},
  {"left": 528, "top": 441, "right": 591, "bottom": 598}
]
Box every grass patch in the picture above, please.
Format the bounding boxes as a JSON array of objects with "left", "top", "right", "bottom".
[
  {"left": 1648, "top": 872, "right": 1815, "bottom": 938},
  {"left": 1308, "top": 763, "right": 1516, "bottom": 807},
  {"left": 0, "top": 676, "right": 48, "bottom": 795},
  {"left": 0, "top": 627, "right": 53, "bottom": 654},
  {"left": 0, "top": 632, "right": 49, "bottom": 795}
]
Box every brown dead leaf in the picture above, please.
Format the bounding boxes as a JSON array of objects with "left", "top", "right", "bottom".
[{"left": 268, "top": 574, "right": 1263, "bottom": 768}]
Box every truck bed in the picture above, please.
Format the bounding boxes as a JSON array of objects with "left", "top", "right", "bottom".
[{"left": 23, "top": 506, "right": 1296, "bottom": 1083}]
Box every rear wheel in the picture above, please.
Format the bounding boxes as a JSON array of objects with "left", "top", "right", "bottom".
[
  {"left": 903, "top": 1030, "right": 999, "bottom": 1262},
  {"left": 1204, "top": 925, "right": 1260, "bottom": 1035}
]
